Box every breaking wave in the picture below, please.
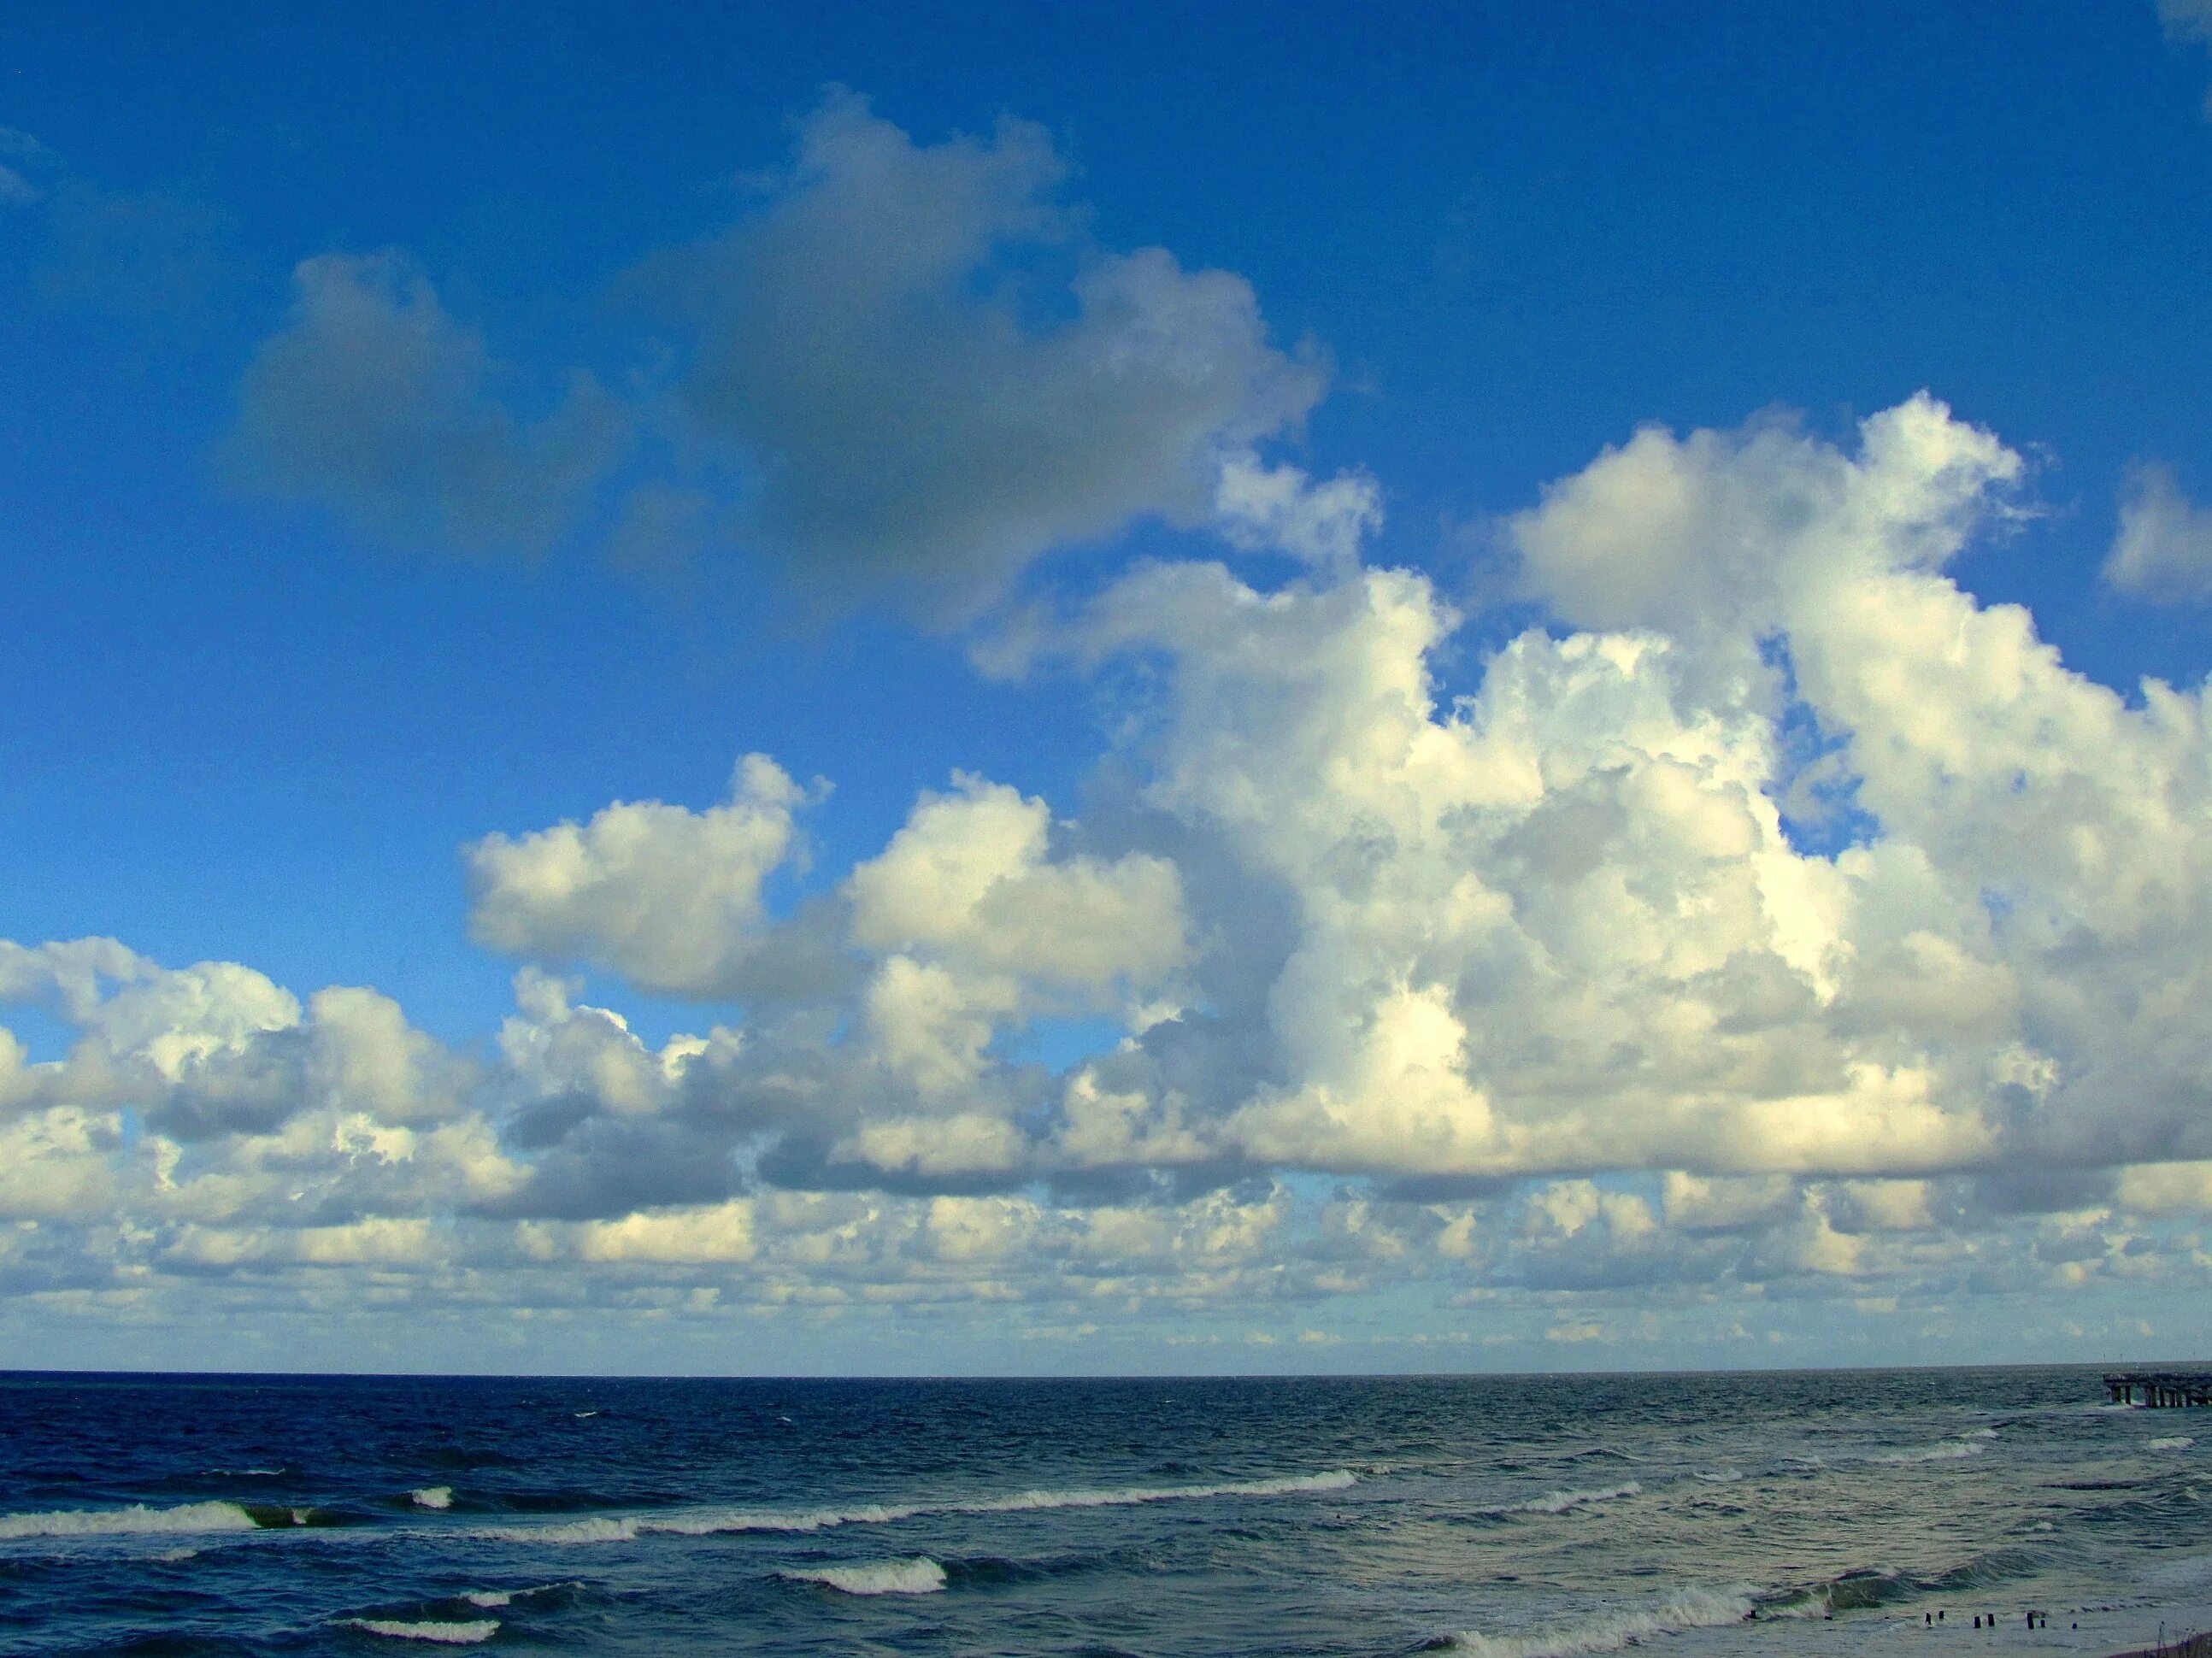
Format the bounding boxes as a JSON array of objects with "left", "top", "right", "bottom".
[
  {"left": 959, "top": 1470, "right": 1356, "bottom": 1515},
  {"left": 0, "top": 1501, "right": 262, "bottom": 1540},
  {"left": 410, "top": 1487, "right": 455, "bottom": 1510},
  {"left": 1444, "top": 1587, "right": 1752, "bottom": 1656},
  {"left": 1856, "top": 1438, "right": 1991, "bottom": 1465},
  {"left": 2148, "top": 1437, "right": 2195, "bottom": 1451},
  {"left": 473, "top": 1469, "right": 1356, "bottom": 1545},
  {"left": 338, "top": 1619, "right": 498, "bottom": 1643},
  {"left": 779, "top": 1557, "right": 947, "bottom": 1596},
  {"left": 1756, "top": 1550, "right": 2045, "bottom": 1619},
  {"left": 1476, "top": 1482, "right": 1641, "bottom": 1517}
]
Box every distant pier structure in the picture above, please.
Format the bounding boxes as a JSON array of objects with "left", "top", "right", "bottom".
[{"left": 2105, "top": 1372, "right": 2212, "bottom": 1407}]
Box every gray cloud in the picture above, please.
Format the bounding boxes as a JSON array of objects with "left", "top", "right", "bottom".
[
  {"left": 2162, "top": 0, "right": 2212, "bottom": 112},
  {"left": 227, "top": 251, "right": 627, "bottom": 556},
  {"left": 655, "top": 89, "right": 1326, "bottom": 614},
  {"left": 219, "top": 91, "right": 1348, "bottom": 604},
  {"left": 2104, "top": 461, "right": 2212, "bottom": 602}
]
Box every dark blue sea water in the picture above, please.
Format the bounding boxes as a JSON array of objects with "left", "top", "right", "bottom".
[{"left": 3, "top": 1367, "right": 2208, "bottom": 1657}]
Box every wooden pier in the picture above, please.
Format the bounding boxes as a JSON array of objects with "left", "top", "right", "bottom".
[{"left": 2104, "top": 1372, "right": 2212, "bottom": 1407}]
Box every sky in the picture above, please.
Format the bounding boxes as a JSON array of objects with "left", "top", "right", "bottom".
[{"left": 4, "top": 2, "right": 2212, "bottom": 1375}]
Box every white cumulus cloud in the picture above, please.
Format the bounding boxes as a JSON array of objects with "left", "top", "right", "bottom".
[{"left": 465, "top": 755, "right": 813, "bottom": 997}]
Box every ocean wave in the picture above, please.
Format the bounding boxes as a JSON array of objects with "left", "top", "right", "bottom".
[
  {"left": 1759, "top": 1567, "right": 1912, "bottom": 1618},
  {"left": 473, "top": 1469, "right": 1356, "bottom": 1545},
  {"left": 1446, "top": 1587, "right": 1752, "bottom": 1656},
  {"left": 1761, "top": 1547, "right": 2044, "bottom": 1620},
  {"left": 479, "top": 1515, "right": 644, "bottom": 1544},
  {"left": 779, "top": 1557, "right": 947, "bottom": 1596},
  {"left": 338, "top": 1619, "right": 499, "bottom": 1644},
  {"left": 410, "top": 1487, "right": 455, "bottom": 1510},
  {"left": 455, "top": 1581, "right": 577, "bottom": 1610},
  {"left": 0, "top": 1501, "right": 262, "bottom": 1541},
  {"left": 1476, "top": 1482, "right": 1640, "bottom": 1517},
  {"left": 957, "top": 1470, "right": 1357, "bottom": 1515},
  {"left": 1858, "top": 1439, "right": 1990, "bottom": 1464},
  {"left": 1691, "top": 1467, "right": 1744, "bottom": 1484},
  {"left": 2148, "top": 1437, "right": 2195, "bottom": 1451}
]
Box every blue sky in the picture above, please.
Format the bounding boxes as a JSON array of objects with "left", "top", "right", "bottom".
[{"left": 5, "top": 3, "right": 2212, "bottom": 1373}]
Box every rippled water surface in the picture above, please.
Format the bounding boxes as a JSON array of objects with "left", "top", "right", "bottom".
[{"left": 4, "top": 1367, "right": 2209, "bottom": 1655}]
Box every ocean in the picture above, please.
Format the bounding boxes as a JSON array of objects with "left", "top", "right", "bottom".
[{"left": 3, "top": 1367, "right": 2208, "bottom": 1656}]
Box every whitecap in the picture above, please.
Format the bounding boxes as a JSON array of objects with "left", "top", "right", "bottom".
[
  {"left": 779, "top": 1557, "right": 946, "bottom": 1596},
  {"left": 956, "top": 1469, "right": 1357, "bottom": 1515},
  {"left": 1691, "top": 1467, "right": 1744, "bottom": 1485},
  {"left": 411, "top": 1487, "right": 455, "bottom": 1510},
  {"left": 1449, "top": 1586, "right": 1753, "bottom": 1656},
  {"left": 1477, "top": 1481, "right": 1641, "bottom": 1517},
  {"left": 472, "top": 1468, "right": 1356, "bottom": 1544},
  {"left": 0, "top": 1501, "right": 260, "bottom": 1541},
  {"left": 338, "top": 1619, "right": 498, "bottom": 1644},
  {"left": 459, "top": 1583, "right": 575, "bottom": 1608},
  {"left": 2148, "top": 1437, "right": 2195, "bottom": 1451},
  {"left": 1858, "top": 1439, "right": 1988, "bottom": 1464}
]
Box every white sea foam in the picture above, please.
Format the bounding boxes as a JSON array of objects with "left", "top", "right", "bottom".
[
  {"left": 1691, "top": 1467, "right": 1744, "bottom": 1484},
  {"left": 779, "top": 1557, "right": 947, "bottom": 1596},
  {"left": 410, "top": 1487, "right": 455, "bottom": 1510},
  {"left": 1449, "top": 1587, "right": 1753, "bottom": 1656},
  {"left": 2149, "top": 1437, "right": 2195, "bottom": 1450},
  {"left": 1479, "top": 1481, "right": 1641, "bottom": 1517},
  {"left": 338, "top": 1619, "right": 499, "bottom": 1644},
  {"left": 474, "top": 1469, "right": 1356, "bottom": 1545},
  {"left": 1860, "top": 1439, "right": 1989, "bottom": 1464},
  {"left": 158, "top": 1547, "right": 201, "bottom": 1562},
  {"left": 1962, "top": 1427, "right": 1999, "bottom": 1439},
  {"left": 957, "top": 1470, "right": 1357, "bottom": 1515},
  {"left": 0, "top": 1501, "right": 261, "bottom": 1541},
  {"left": 460, "top": 1583, "right": 576, "bottom": 1608}
]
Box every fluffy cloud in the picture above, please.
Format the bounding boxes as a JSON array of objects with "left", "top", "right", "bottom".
[
  {"left": 1213, "top": 452, "right": 1384, "bottom": 573},
  {"left": 466, "top": 755, "right": 813, "bottom": 997},
  {"left": 985, "top": 397, "right": 2209, "bottom": 1202},
  {"left": 847, "top": 774, "right": 1187, "bottom": 996},
  {"left": 2105, "top": 461, "right": 2212, "bottom": 602},
  {"left": 15, "top": 395, "right": 2212, "bottom": 1354},
  {"left": 228, "top": 251, "right": 627, "bottom": 554}
]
